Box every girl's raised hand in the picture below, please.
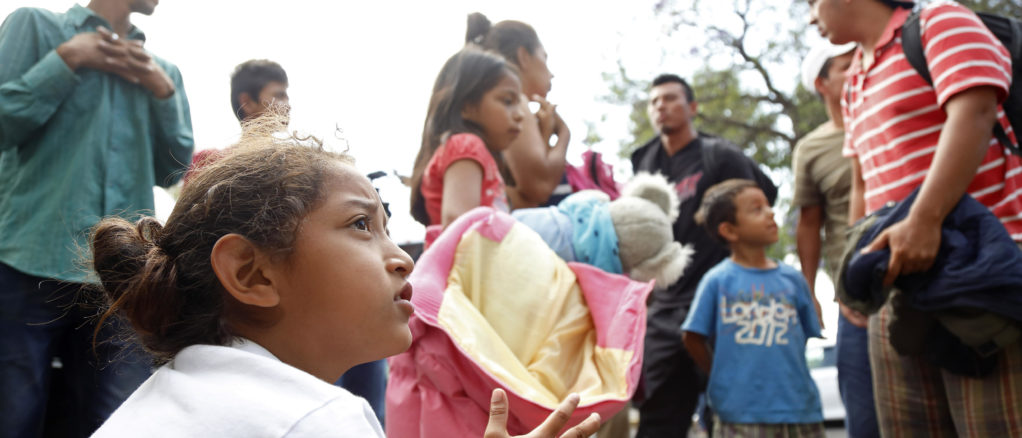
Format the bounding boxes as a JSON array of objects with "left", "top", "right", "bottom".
[{"left": 484, "top": 389, "right": 601, "bottom": 438}]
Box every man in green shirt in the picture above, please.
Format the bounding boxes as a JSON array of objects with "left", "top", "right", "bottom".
[{"left": 0, "top": 0, "right": 193, "bottom": 435}]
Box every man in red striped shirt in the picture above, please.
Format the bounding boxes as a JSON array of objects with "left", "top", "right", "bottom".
[{"left": 810, "top": 0, "right": 1021, "bottom": 435}]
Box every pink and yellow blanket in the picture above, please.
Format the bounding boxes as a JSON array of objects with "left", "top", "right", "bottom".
[{"left": 386, "top": 207, "right": 652, "bottom": 436}]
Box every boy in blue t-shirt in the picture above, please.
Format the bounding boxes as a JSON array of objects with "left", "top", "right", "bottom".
[{"left": 682, "top": 179, "right": 824, "bottom": 437}]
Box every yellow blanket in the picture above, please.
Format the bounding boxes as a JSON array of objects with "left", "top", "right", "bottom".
[{"left": 438, "top": 224, "right": 630, "bottom": 408}]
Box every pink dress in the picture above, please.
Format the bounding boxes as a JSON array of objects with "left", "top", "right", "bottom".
[{"left": 420, "top": 133, "right": 509, "bottom": 245}]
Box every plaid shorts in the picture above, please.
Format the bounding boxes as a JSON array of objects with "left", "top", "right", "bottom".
[
  {"left": 712, "top": 417, "right": 825, "bottom": 438},
  {"left": 869, "top": 301, "right": 1022, "bottom": 437}
]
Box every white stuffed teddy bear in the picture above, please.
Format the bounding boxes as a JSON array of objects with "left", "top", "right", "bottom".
[{"left": 512, "top": 172, "right": 693, "bottom": 288}]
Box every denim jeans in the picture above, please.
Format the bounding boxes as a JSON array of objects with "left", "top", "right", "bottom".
[
  {"left": 0, "top": 263, "right": 151, "bottom": 438},
  {"left": 836, "top": 312, "right": 880, "bottom": 438},
  {"left": 336, "top": 359, "right": 387, "bottom": 426}
]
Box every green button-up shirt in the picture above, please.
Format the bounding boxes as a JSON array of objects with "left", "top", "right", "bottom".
[{"left": 0, "top": 5, "right": 193, "bottom": 283}]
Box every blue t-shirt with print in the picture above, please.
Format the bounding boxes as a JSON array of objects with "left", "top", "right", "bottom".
[{"left": 682, "top": 259, "right": 823, "bottom": 424}]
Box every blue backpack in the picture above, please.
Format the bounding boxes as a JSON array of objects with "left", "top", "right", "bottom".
[{"left": 901, "top": 9, "right": 1022, "bottom": 155}]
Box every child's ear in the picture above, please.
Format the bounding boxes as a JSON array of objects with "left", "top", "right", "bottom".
[
  {"left": 718, "top": 222, "right": 739, "bottom": 243},
  {"left": 515, "top": 46, "right": 531, "bottom": 70},
  {"left": 210, "top": 234, "right": 280, "bottom": 308},
  {"left": 238, "top": 92, "right": 256, "bottom": 118},
  {"left": 461, "top": 102, "right": 480, "bottom": 124}
]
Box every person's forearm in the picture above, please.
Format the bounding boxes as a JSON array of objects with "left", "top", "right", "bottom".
[
  {"left": 857, "top": 87, "right": 1000, "bottom": 286},
  {"left": 849, "top": 159, "right": 865, "bottom": 224},
  {"left": 55, "top": 41, "right": 84, "bottom": 71},
  {"left": 682, "top": 331, "right": 712, "bottom": 375},
  {"left": 547, "top": 120, "right": 570, "bottom": 162},
  {"left": 139, "top": 67, "right": 175, "bottom": 99},
  {"left": 442, "top": 160, "right": 484, "bottom": 227},
  {"left": 150, "top": 65, "right": 193, "bottom": 186},
  {"left": 908, "top": 87, "right": 999, "bottom": 227},
  {"left": 0, "top": 50, "right": 79, "bottom": 151},
  {"left": 504, "top": 117, "right": 569, "bottom": 207},
  {"left": 532, "top": 115, "right": 570, "bottom": 182},
  {"left": 795, "top": 206, "right": 823, "bottom": 294}
]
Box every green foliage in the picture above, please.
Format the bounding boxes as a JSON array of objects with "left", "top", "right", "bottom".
[
  {"left": 582, "top": 119, "right": 605, "bottom": 148},
  {"left": 693, "top": 68, "right": 790, "bottom": 170},
  {"left": 790, "top": 84, "right": 829, "bottom": 146},
  {"left": 602, "top": 0, "right": 829, "bottom": 170},
  {"left": 597, "top": 0, "right": 830, "bottom": 259},
  {"left": 599, "top": 62, "right": 654, "bottom": 159}
]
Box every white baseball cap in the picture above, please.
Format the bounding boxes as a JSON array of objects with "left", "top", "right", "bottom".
[{"left": 800, "top": 42, "right": 857, "bottom": 91}]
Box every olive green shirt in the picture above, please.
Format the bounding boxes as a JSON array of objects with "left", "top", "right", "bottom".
[
  {"left": 0, "top": 5, "right": 193, "bottom": 283},
  {"left": 792, "top": 122, "right": 851, "bottom": 279}
]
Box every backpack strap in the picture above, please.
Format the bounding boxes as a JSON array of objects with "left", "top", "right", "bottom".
[
  {"left": 699, "top": 136, "right": 718, "bottom": 188},
  {"left": 902, "top": 9, "right": 1019, "bottom": 155},
  {"left": 588, "top": 151, "right": 601, "bottom": 186},
  {"left": 901, "top": 10, "right": 932, "bottom": 84},
  {"left": 700, "top": 135, "right": 778, "bottom": 205}
]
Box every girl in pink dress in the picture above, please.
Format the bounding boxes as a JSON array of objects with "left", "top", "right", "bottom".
[{"left": 409, "top": 48, "right": 525, "bottom": 245}]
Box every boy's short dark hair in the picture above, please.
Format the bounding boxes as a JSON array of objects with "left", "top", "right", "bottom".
[
  {"left": 652, "top": 73, "right": 695, "bottom": 103},
  {"left": 695, "top": 179, "right": 758, "bottom": 244},
  {"left": 230, "top": 60, "right": 288, "bottom": 121}
]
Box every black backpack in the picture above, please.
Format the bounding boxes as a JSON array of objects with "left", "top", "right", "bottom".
[
  {"left": 699, "top": 135, "right": 778, "bottom": 206},
  {"left": 901, "top": 9, "right": 1022, "bottom": 155}
]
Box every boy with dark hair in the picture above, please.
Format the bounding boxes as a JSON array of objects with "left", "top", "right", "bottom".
[
  {"left": 186, "top": 59, "right": 290, "bottom": 185},
  {"left": 683, "top": 178, "right": 824, "bottom": 437},
  {"left": 230, "top": 59, "right": 289, "bottom": 122},
  {"left": 809, "top": 0, "right": 1022, "bottom": 435},
  {"left": 630, "top": 72, "right": 777, "bottom": 437}
]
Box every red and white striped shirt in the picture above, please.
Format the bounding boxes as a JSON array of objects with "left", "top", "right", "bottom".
[{"left": 842, "top": 2, "right": 1022, "bottom": 240}]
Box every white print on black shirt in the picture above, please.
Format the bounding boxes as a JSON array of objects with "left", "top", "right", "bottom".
[{"left": 674, "top": 171, "right": 702, "bottom": 205}]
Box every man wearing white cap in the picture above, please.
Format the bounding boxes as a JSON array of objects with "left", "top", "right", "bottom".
[
  {"left": 793, "top": 41, "right": 880, "bottom": 438},
  {"left": 794, "top": 42, "right": 855, "bottom": 300}
]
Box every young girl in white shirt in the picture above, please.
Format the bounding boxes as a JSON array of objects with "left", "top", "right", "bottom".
[{"left": 89, "top": 122, "right": 599, "bottom": 437}]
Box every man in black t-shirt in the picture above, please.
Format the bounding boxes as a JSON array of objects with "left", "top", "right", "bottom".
[{"left": 630, "top": 74, "right": 776, "bottom": 437}]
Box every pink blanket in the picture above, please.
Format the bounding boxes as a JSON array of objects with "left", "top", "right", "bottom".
[{"left": 386, "top": 207, "right": 651, "bottom": 437}]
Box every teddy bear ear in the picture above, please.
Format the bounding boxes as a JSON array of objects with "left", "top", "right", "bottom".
[
  {"left": 621, "top": 172, "right": 680, "bottom": 222},
  {"left": 629, "top": 242, "right": 694, "bottom": 287}
]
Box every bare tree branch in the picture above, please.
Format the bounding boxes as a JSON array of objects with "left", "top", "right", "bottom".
[{"left": 698, "top": 114, "right": 795, "bottom": 145}]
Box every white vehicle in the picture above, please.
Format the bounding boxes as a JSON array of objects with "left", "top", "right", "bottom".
[{"left": 806, "top": 338, "right": 845, "bottom": 422}]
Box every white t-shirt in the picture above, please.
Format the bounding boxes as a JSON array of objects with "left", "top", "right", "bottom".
[{"left": 92, "top": 339, "right": 384, "bottom": 437}]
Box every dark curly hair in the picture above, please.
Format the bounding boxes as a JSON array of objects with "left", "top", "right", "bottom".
[{"left": 91, "top": 119, "right": 352, "bottom": 363}]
